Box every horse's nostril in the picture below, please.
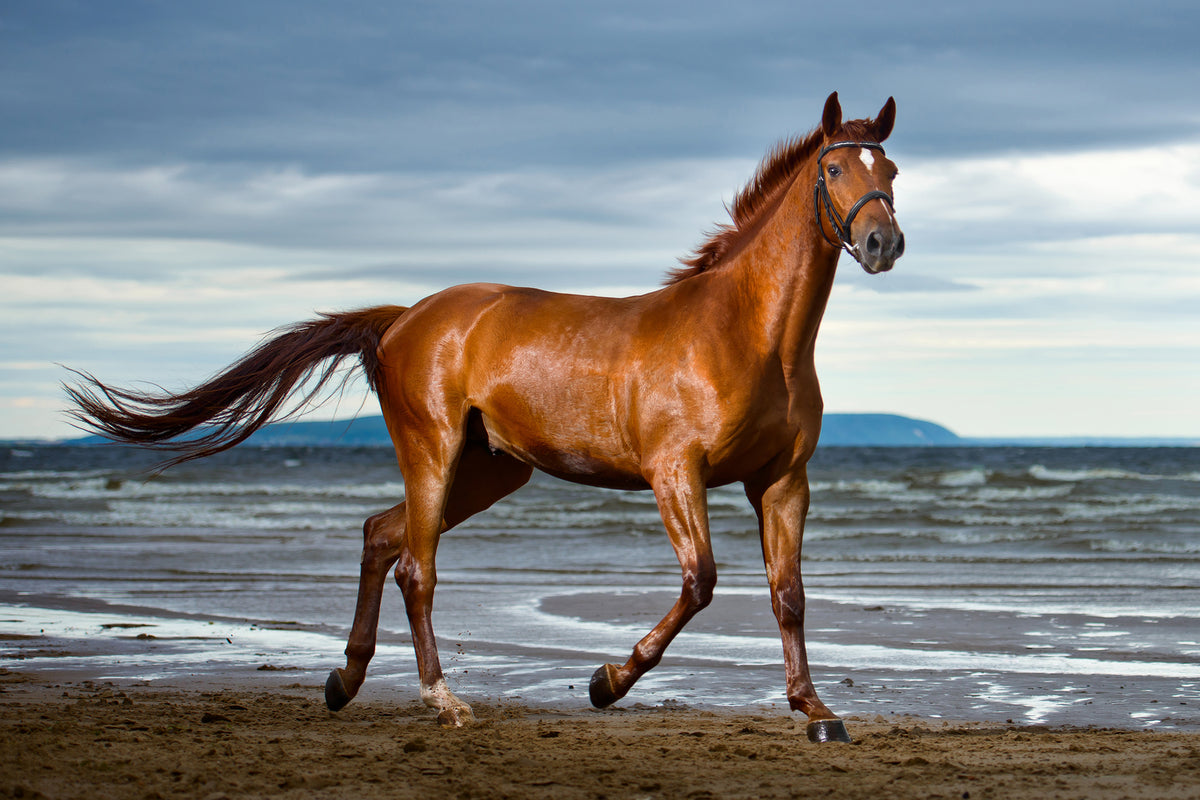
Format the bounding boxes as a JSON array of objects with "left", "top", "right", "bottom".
[
  {"left": 866, "top": 232, "right": 882, "bottom": 256},
  {"left": 895, "top": 232, "right": 905, "bottom": 257}
]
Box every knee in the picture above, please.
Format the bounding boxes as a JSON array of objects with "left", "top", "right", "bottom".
[
  {"left": 393, "top": 554, "right": 434, "bottom": 598},
  {"left": 361, "top": 513, "right": 383, "bottom": 548},
  {"left": 361, "top": 511, "right": 402, "bottom": 567},
  {"left": 684, "top": 563, "right": 717, "bottom": 611}
]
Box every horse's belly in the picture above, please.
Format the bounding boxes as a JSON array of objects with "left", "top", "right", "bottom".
[
  {"left": 528, "top": 454, "right": 650, "bottom": 491},
  {"left": 476, "top": 408, "right": 648, "bottom": 490}
]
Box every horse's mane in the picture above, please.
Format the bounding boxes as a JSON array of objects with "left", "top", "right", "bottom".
[{"left": 667, "top": 119, "right": 874, "bottom": 284}]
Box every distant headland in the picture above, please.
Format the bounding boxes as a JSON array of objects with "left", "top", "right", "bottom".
[{"left": 224, "top": 412, "right": 963, "bottom": 448}]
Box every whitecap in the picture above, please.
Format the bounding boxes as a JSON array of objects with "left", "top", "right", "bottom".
[
  {"left": 1030, "top": 465, "right": 1154, "bottom": 482},
  {"left": 937, "top": 468, "right": 990, "bottom": 487}
]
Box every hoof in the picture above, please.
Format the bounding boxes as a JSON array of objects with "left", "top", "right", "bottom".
[
  {"left": 324, "top": 669, "right": 353, "bottom": 712},
  {"left": 806, "top": 718, "right": 852, "bottom": 744},
  {"left": 436, "top": 705, "right": 475, "bottom": 727},
  {"left": 589, "top": 663, "right": 623, "bottom": 709}
]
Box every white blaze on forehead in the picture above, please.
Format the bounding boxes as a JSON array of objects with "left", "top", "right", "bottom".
[{"left": 859, "top": 148, "right": 875, "bottom": 172}]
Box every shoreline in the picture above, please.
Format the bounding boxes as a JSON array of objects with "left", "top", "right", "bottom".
[
  {"left": 4, "top": 587, "right": 1198, "bottom": 735},
  {"left": 3, "top": 670, "right": 1200, "bottom": 800}
]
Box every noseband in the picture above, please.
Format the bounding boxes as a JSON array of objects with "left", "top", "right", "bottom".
[{"left": 813, "top": 141, "right": 894, "bottom": 261}]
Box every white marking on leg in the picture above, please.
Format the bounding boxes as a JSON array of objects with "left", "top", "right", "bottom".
[
  {"left": 859, "top": 148, "right": 874, "bottom": 172},
  {"left": 420, "top": 677, "right": 457, "bottom": 708},
  {"left": 421, "top": 677, "right": 475, "bottom": 725}
]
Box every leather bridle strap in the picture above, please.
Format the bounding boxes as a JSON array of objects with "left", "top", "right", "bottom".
[{"left": 813, "top": 141, "right": 893, "bottom": 258}]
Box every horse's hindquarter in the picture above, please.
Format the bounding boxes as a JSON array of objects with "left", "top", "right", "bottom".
[{"left": 376, "top": 284, "right": 643, "bottom": 486}]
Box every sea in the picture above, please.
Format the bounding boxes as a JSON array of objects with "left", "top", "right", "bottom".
[{"left": 2, "top": 443, "right": 1198, "bottom": 730}]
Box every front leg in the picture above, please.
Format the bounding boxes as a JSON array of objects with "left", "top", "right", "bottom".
[
  {"left": 746, "top": 464, "right": 850, "bottom": 743},
  {"left": 590, "top": 458, "right": 717, "bottom": 707}
]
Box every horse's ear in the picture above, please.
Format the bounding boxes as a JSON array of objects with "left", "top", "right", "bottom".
[
  {"left": 873, "top": 97, "right": 896, "bottom": 142},
  {"left": 822, "top": 92, "right": 842, "bottom": 137}
]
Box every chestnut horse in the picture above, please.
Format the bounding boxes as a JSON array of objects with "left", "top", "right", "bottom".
[{"left": 66, "top": 92, "right": 904, "bottom": 743}]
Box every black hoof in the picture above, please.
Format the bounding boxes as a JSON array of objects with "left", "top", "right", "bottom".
[
  {"left": 324, "top": 669, "right": 353, "bottom": 712},
  {"left": 588, "top": 664, "right": 622, "bottom": 709},
  {"left": 806, "top": 718, "right": 852, "bottom": 744}
]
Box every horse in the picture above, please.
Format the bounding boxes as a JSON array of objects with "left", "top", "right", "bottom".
[{"left": 65, "top": 92, "right": 904, "bottom": 743}]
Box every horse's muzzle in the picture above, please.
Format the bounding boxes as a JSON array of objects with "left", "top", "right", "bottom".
[{"left": 858, "top": 225, "right": 905, "bottom": 274}]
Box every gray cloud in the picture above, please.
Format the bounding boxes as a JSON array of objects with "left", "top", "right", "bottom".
[{"left": 3, "top": 0, "right": 1198, "bottom": 174}]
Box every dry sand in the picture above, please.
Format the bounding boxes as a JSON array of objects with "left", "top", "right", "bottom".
[{"left": 3, "top": 668, "right": 1199, "bottom": 800}]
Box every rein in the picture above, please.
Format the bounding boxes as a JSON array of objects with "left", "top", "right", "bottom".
[{"left": 813, "top": 141, "right": 894, "bottom": 261}]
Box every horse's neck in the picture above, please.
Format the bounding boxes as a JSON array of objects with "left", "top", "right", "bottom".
[{"left": 724, "top": 175, "right": 840, "bottom": 364}]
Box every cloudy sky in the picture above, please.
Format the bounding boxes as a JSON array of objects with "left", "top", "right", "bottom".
[{"left": 3, "top": 0, "right": 1198, "bottom": 441}]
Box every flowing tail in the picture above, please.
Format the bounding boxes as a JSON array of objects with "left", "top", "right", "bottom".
[{"left": 64, "top": 305, "right": 408, "bottom": 469}]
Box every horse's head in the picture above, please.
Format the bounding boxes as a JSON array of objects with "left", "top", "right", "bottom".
[{"left": 814, "top": 92, "right": 904, "bottom": 274}]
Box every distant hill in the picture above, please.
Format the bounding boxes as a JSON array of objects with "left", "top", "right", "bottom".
[
  {"left": 244, "top": 415, "right": 394, "bottom": 446},
  {"left": 817, "top": 414, "right": 960, "bottom": 446},
  {"left": 233, "top": 412, "right": 959, "bottom": 448}
]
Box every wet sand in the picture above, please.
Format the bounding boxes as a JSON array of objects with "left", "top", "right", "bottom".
[
  {"left": 4, "top": 588, "right": 1197, "bottom": 732},
  {"left": 3, "top": 668, "right": 1200, "bottom": 800}
]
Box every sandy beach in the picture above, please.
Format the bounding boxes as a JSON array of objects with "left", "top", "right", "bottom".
[{"left": 3, "top": 667, "right": 1200, "bottom": 800}]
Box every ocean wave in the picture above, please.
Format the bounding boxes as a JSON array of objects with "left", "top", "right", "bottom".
[
  {"left": 1055, "top": 497, "right": 1200, "bottom": 522},
  {"left": 810, "top": 479, "right": 911, "bottom": 495},
  {"left": 1089, "top": 538, "right": 1200, "bottom": 555},
  {"left": 1028, "top": 465, "right": 1200, "bottom": 483},
  {"left": 804, "top": 525, "right": 1072, "bottom": 547},
  {"left": 0, "top": 468, "right": 113, "bottom": 482},
  {"left": 936, "top": 468, "right": 991, "bottom": 487},
  {"left": 13, "top": 476, "right": 408, "bottom": 502},
  {"left": 3, "top": 505, "right": 365, "bottom": 531},
  {"left": 972, "top": 485, "right": 1074, "bottom": 501}
]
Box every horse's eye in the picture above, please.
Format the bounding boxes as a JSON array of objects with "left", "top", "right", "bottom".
[{"left": 827, "top": 165, "right": 842, "bottom": 177}]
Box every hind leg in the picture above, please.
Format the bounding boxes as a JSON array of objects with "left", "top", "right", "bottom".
[
  {"left": 395, "top": 443, "right": 532, "bottom": 725},
  {"left": 326, "top": 444, "right": 531, "bottom": 715},
  {"left": 325, "top": 502, "right": 407, "bottom": 711}
]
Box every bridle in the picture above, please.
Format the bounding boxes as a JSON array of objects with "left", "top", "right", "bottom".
[{"left": 813, "top": 141, "right": 894, "bottom": 261}]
